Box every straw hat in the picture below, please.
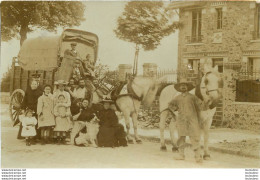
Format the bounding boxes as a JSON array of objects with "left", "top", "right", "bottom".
[
  {"left": 54, "top": 80, "right": 68, "bottom": 85},
  {"left": 174, "top": 78, "right": 194, "bottom": 92}
]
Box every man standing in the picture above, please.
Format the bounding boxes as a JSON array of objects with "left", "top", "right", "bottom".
[
  {"left": 64, "top": 42, "right": 80, "bottom": 59},
  {"left": 168, "top": 78, "right": 202, "bottom": 163},
  {"left": 58, "top": 42, "right": 81, "bottom": 82}
]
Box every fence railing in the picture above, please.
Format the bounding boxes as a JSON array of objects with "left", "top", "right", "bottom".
[{"left": 236, "top": 70, "right": 260, "bottom": 103}]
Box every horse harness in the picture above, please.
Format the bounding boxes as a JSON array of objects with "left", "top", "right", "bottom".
[{"left": 200, "top": 71, "right": 222, "bottom": 95}]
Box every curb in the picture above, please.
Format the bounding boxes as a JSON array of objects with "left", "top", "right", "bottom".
[{"left": 136, "top": 134, "right": 260, "bottom": 159}]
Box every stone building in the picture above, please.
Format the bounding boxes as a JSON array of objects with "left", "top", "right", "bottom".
[{"left": 169, "top": 1, "right": 260, "bottom": 131}]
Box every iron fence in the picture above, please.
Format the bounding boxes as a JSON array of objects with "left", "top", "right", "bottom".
[{"left": 236, "top": 70, "right": 260, "bottom": 103}]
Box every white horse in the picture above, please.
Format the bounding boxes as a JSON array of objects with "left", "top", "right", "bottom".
[
  {"left": 115, "top": 76, "right": 166, "bottom": 143},
  {"left": 159, "top": 65, "right": 223, "bottom": 160}
]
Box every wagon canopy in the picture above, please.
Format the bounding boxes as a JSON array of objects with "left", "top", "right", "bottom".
[
  {"left": 60, "top": 29, "right": 99, "bottom": 64},
  {"left": 18, "top": 36, "right": 61, "bottom": 71},
  {"left": 18, "top": 29, "right": 99, "bottom": 71}
]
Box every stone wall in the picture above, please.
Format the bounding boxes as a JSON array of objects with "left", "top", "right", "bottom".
[{"left": 177, "top": 1, "right": 260, "bottom": 131}]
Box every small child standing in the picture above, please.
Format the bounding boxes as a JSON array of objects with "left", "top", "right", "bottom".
[
  {"left": 20, "top": 109, "right": 38, "bottom": 146},
  {"left": 53, "top": 94, "right": 71, "bottom": 144}
]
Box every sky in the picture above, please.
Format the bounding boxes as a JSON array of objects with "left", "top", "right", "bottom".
[{"left": 0, "top": 1, "right": 179, "bottom": 78}]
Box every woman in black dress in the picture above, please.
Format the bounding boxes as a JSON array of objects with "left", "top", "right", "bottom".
[
  {"left": 18, "top": 80, "right": 43, "bottom": 139},
  {"left": 97, "top": 98, "right": 127, "bottom": 147}
]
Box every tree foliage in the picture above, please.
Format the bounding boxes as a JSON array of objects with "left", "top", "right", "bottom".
[
  {"left": 1, "top": 1, "right": 86, "bottom": 46},
  {"left": 114, "top": 1, "right": 179, "bottom": 51}
]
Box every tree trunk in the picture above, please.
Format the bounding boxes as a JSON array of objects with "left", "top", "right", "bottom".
[
  {"left": 133, "top": 44, "right": 140, "bottom": 76},
  {"left": 19, "top": 23, "right": 28, "bottom": 46}
]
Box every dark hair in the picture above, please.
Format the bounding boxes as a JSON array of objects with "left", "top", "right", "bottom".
[
  {"left": 43, "top": 84, "right": 52, "bottom": 91},
  {"left": 81, "top": 98, "right": 89, "bottom": 103},
  {"left": 25, "top": 109, "right": 34, "bottom": 116},
  {"left": 58, "top": 94, "right": 65, "bottom": 99},
  {"left": 79, "top": 79, "right": 85, "bottom": 82}
]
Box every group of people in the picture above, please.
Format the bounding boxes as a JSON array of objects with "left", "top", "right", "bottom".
[
  {"left": 18, "top": 73, "right": 127, "bottom": 148},
  {"left": 17, "top": 41, "right": 204, "bottom": 163}
]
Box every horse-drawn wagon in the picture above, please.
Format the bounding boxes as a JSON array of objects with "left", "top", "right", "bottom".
[{"left": 9, "top": 29, "right": 99, "bottom": 125}]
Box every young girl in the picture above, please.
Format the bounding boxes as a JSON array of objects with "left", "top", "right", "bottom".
[
  {"left": 20, "top": 109, "right": 38, "bottom": 146},
  {"left": 37, "top": 85, "right": 56, "bottom": 145},
  {"left": 53, "top": 94, "right": 71, "bottom": 144}
]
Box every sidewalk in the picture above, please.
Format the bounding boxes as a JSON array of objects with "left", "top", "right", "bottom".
[{"left": 121, "top": 121, "right": 260, "bottom": 159}]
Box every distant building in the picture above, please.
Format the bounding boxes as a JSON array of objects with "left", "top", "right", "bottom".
[{"left": 169, "top": 1, "right": 260, "bottom": 131}]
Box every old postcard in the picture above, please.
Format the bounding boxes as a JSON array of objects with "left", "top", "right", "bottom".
[{"left": 1, "top": 1, "right": 259, "bottom": 173}]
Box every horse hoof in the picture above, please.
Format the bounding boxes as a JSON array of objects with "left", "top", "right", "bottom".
[
  {"left": 128, "top": 139, "right": 134, "bottom": 144},
  {"left": 172, "top": 146, "right": 179, "bottom": 152},
  {"left": 160, "top": 146, "right": 167, "bottom": 151},
  {"left": 203, "top": 154, "right": 211, "bottom": 160},
  {"left": 136, "top": 139, "right": 142, "bottom": 144}
]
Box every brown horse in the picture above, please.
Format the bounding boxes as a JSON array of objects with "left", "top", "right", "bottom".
[
  {"left": 159, "top": 65, "right": 223, "bottom": 159},
  {"left": 114, "top": 76, "right": 166, "bottom": 143}
]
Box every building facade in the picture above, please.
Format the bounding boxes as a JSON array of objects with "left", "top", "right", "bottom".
[{"left": 169, "top": 1, "right": 260, "bottom": 131}]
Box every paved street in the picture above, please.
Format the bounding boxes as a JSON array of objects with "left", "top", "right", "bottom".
[{"left": 1, "top": 105, "right": 259, "bottom": 168}]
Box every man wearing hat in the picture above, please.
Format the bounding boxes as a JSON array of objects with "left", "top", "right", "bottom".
[
  {"left": 168, "top": 78, "right": 202, "bottom": 163},
  {"left": 64, "top": 42, "right": 80, "bottom": 59}
]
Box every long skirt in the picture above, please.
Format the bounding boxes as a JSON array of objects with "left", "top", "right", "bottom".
[
  {"left": 57, "top": 57, "right": 74, "bottom": 82},
  {"left": 54, "top": 117, "right": 71, "bottom": 132},
  {"left": 97, "top": 124, "right": 127, "bottom": 147}
]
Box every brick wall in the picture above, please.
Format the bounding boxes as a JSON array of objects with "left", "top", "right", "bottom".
[{"left": 177, "top": 1, "right": 260, "bottom": 131}]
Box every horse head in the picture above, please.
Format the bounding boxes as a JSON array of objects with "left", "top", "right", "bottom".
[{"left": 200, "top": 64, "right": 223, "bottom": 108}]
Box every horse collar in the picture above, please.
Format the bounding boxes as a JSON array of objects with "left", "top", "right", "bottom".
[{"left": 127, "top": 80, "right": 143, "bottom": 101}]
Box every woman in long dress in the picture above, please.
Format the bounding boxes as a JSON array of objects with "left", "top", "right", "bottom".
[
  {"left": 37, "top": 85, "right": 56, "bottom": 145},
  {"left": 19, "top": 80, "right": 42, "bottom": 140},
  {"left": 97, "top": 98, "right": 127, "bottom": 147}
]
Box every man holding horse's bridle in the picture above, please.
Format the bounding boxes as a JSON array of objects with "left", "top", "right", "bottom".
[{"left": 168, "top": 78, "right": 203, "bottom": 163}]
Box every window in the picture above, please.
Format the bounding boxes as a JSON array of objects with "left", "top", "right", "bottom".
[
  {"left": 212, "top": 58, "right": 223, "bottom": 73},
  {"left": 188, "top": 59, "right": 200, "bottom": 74},
  {"left": 191, "top": 10, "right": 202, "bottom": 43},
  {"left": 248, "top": 58, "right": 260, "bottom": 72},
  {"left": 216, "top": 8, "right": 223, "bottom": 29},
  {"left": 253, "top": 4, "right": 260, "bottom": 39}
]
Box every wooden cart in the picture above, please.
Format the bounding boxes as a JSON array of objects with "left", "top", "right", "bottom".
[{"left": 9, "top": 29, "right": 99, "bottom": 126}]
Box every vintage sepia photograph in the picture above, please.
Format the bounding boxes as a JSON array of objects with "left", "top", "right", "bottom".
[{"left": 0, "top": 0, "right": 260, "bottom": 170}]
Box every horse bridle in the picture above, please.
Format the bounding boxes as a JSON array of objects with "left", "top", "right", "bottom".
[
  {"left": 200, "top": 87, "right": 219, "bottom": 95},
  {"left": 200, "top": 72, "right": 221, "bottom": 95}
]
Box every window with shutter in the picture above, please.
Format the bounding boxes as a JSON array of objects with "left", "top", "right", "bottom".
[
  {"left": 216, "top": 8, "right": 223, "bottom": 29},
  {"left": 191, "top": 10, "right": 202, "bottom": 43}
]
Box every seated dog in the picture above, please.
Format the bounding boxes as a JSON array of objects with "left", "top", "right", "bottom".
[{"left": 75, "top": 115, "right": 100, "bottom": 147}]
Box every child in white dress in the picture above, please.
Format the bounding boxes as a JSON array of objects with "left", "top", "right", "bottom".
[
  {"left": 20, "top": 109, "right": 38, "bottom": 146},
  {"left": 53, "top": 94, "right": 71, "bottom": 144}
]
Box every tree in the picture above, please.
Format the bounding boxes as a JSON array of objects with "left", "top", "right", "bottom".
[
  {"left": 114, "top": 2, "right": 179, "bottom": 75},
  {"left": 1, "top": 1, "right": 86, "bottom": 46}
]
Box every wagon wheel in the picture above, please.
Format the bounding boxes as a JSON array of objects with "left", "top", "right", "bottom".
[{"left": 9, "top": 89, "right": 25, "bottom": 127}]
